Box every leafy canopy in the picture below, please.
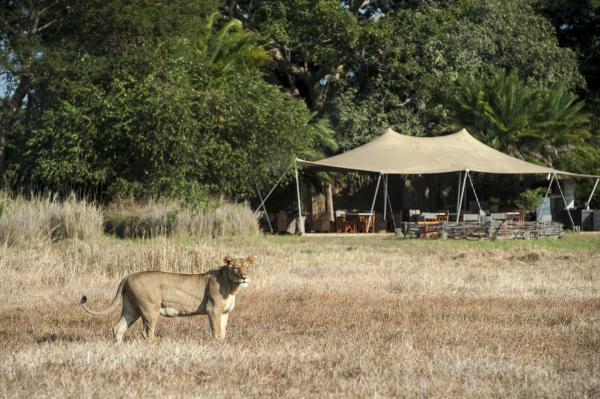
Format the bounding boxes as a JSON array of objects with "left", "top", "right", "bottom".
[
  {"left": 451, "top": 68, "right": 592, "bottom": 169},
  {"left": 5, "top": 4, "right": 325, "bottom": 201}
]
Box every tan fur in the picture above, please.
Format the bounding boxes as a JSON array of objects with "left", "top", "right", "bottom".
[{"left": 80, "top": 255, "right": 255, "bottom": 342}]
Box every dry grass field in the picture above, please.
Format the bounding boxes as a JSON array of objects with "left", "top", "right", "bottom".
[{"left": 1, "top": 233, "right": 599, "bottom": 398}]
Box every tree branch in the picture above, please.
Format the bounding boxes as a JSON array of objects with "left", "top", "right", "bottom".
[
  {"left": 30, "top": 1, "right": 60, "bottom": 35},
  {"left": 33, "top": 18, "right": 57, "bottom": 34},
  {"left": 38, "top": 0, "right": 60, "bottom": 17},
  {"left": 350, "top": 0, "right": 373, "bottom": 14}
]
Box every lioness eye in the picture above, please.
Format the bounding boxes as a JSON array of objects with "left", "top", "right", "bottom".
[{"left": 235, "top": 269, "right": 240, "bottom": 274}]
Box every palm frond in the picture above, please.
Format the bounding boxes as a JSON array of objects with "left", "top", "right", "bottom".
[
  {"left": 196, "top": 13, "right": 270, "bottom": 73},
  {"left": 451, "top": 68, "right": 591, "bottom": 169}
]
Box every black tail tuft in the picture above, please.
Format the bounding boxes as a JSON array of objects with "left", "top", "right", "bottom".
[{"left": 80, "top": 295, "right": 87, "bottom": 305}]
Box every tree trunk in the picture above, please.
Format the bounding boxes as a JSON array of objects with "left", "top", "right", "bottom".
[{"left": 268, "top": 46, "right": 335, "bottom": 111}]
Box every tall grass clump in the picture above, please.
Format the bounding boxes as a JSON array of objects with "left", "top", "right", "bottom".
[
  {"left": 0, "top": 192, "right": 104, "bottom": 246},
  {"left": 103, "top": 200, "right": 258, "bottom": 239},
  {"left": 177, "top": 203, "right": 260, "bottom": 237},
  {"left": 103, "top": 200, "right": 178, "bottom": 239}
]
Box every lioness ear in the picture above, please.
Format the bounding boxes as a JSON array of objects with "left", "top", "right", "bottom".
[
  {"left": 246, "top": 255, "right": 256, "bottom": 265},
  {"left": 223, "top": 255, "right": 233, "bottom": 265}
]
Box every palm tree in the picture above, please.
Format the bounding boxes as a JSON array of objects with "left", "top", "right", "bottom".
[
  {"left": 196, "top": 13, "right": 270, "bottom": 73},
  {"left": 452, "top": 69, "right": 591, "bottom": 166}
]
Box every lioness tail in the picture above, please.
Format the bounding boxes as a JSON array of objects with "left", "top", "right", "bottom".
[{"left": 80, "top": 278, "right": 127, "bottom": 316}]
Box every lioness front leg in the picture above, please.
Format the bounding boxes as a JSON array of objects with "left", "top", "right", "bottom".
[
  {"left": 208, "top": 311, "right": 225, "bottom": 340},
  {"left": 220, "top": 313, "right": 229, "bottom": 339}
]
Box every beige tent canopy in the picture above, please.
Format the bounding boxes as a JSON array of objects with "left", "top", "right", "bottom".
[{"left": 297, "top": 128, "right": 596, "bottom": 177}]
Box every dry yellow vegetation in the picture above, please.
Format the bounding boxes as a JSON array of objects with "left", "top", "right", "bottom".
[{"left": 1, "top": 234, "right": 599, "bottom": 398}]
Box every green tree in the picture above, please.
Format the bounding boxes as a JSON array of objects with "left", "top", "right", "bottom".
[
  {"left": 0, "top": 0, "right": 66, "bottom": 183},
  {"left": 324, "top": 0, "right": 583, "bottom": 148},
  {"left": 8, "top": 6, "right": 323, "bottom": 200},
  {"left": 230, "top": 0, "right": 362, "bottom": 110},
  {"left": 536, "top": 0, "right": 600, "bottom": 181},
  {"left": 537, "top": 0, "right": 600, "bottom": 91},
  {"left": 1, "top": 0, "right": 220, "bottom": 187},
  {"left": 197, "top": 12, "right": 270, "bottom": 73},
  {"left": 3, "top": 0, "right": 596, "bottom": 202},
  {"left": 451, "top": 69, "right": 592, "bottom": 169}
]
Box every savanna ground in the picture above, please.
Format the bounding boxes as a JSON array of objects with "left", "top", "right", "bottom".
[{"left": 1, "top": 233, "right": 599, "bottom": 398}]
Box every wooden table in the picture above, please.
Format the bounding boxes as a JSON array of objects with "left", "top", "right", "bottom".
[{"left": 336, "top": 212, "right": 376, "bottom": 233}]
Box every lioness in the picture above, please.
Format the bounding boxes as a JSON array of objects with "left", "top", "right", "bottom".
[{"left": 80, "top": 255, "right": 254, "bottom": 342}]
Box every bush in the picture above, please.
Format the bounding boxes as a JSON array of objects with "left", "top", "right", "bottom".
[
  {"left": 0, "top": 193, "right": 104, "bottom": 246},
  {"left": 516, "top": 188, "right": 547, "bottom": 212}
]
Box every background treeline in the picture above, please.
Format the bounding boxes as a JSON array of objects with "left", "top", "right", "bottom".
[{"left": 1, "top": 0, "right": 599, "bottom": 206}]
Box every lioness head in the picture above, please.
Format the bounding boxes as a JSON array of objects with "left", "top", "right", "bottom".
[{"left": 223, "top": 255, "right": 255, "bottom": 288}]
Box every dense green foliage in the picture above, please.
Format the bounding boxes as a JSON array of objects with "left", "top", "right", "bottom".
[
  {"left": 3, "top": 0, "right": 324, "bottom": 200},
  {"left": 1, "top": 0, "right": 599, "bottom": 203},
  {"left": 451, "top": 69, "right": 593, "bottom": 169}
]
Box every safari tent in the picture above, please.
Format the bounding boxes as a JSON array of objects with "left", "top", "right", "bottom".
[{"left": 258, "top": 128, "right": 600, "bottom": 234}]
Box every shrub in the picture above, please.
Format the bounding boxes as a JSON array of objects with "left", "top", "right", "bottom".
[{"left": 516, "top": 188, "right": 547, "bottom": 212}]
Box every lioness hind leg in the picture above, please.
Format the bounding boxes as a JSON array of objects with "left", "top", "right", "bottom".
[
  {"left": 142, "top": 318, "right": 157, "bottom": 343},
  {"left": 140, "top": 305, "right": 159, "bottom": 343},
  {"left": 113, "top": 297, "right": 139, "bottom": 343}
]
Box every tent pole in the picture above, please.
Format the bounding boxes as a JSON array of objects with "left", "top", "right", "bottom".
[
  {"left": 253, "top": 165, "right": 292, "bottom": 214},
  {"left": 294, "top": 162, "right": 304, "bottom": 235},
  {"left": 386, "top": 187, "right": 398, "bottom": 231},
  {"left": 456, "top": 171, "right": 462, "bottom": 214},
  {"left": 554, "top": 173, "right": 576, "bottom": 230},
  {"left": 539, "top": 173, "right": 555, "bottom": 221},
  {"left": 466, "top": 171, "right": 482, "bottom": 215},
  {"left": 542, "top": 173, "right": 555, "bottom": 204},
  {"left": 254, "top": 182, "right": 273, "bottom": 233},
  {"left": 456, "top": 170, "right": 469, "bottom": 222},
  {"left": 586, "top": 177, "right": 599, "bottom": 210},
  {"left": 383, "top": 174, "right": 388, "bottom": 222},
  {"left": 367, "top": 173, "right": 382, "bottom": 233}
]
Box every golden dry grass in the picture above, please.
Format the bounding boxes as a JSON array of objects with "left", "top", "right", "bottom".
[
  {"left": 0, "top": 193, "right": 103, "bottom": 245},
  {"left": 103, "top": 200, "right": 259, "bottom": 239},
  {"left": 1, "top": 234, "right": 599, "bottom": 398}
]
